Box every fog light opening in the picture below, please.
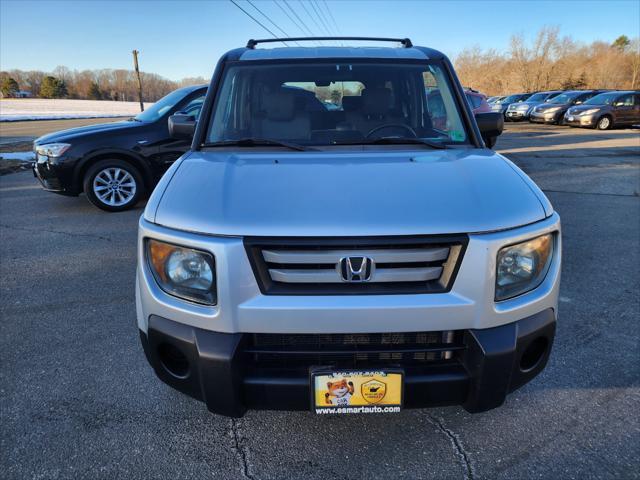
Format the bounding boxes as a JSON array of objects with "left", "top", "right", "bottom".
[
  {"left": 520, "top": 337, "right": 549, "bottom": 372},
  {"left": 157, "top": 343, "right": 190, "bottom": 379}
]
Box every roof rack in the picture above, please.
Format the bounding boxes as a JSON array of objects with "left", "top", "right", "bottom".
[{"left": 246, "top": 37, "right": 413, "bottom": 49}]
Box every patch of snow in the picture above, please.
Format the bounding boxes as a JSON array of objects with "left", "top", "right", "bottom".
[
  {"left": 0, "top": 99, "right": 153, "bottom": 122},
  {"left": 0, "top": 152, "right": 35, "bottom": 162}
]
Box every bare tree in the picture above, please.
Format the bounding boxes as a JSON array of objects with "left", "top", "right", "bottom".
[{"left": 456, "top": 27, "right": 640, "bottom": 95}]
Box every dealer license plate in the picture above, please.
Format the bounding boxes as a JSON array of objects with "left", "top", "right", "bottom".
[{"left": 311, "top": 369, "right": 403, "bottom": 414}]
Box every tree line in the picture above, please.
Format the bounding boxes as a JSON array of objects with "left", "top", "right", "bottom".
[
  {"left": 0, "top": 66, "right": 208, "bottom": 101},
  {"left": 455, "top": 29, "right": 640, "bottom": 96},
  {"left": 2, "top": 29, "right": 638, "bottom": 101}
]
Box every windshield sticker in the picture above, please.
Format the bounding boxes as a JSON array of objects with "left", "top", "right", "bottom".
[{"left": 450, "top": 130, "right": 465, "bottom": 141}]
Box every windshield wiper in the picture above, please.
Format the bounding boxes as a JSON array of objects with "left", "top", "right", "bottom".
[
  {"left": 202, "top": 138, "right": 311, "bottom": 151},
  {"left": 357, "top": 137, "right": 448, "bottom": 149}
]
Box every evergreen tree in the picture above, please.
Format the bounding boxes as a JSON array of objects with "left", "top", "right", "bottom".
[
  {"left": 39, "top": 76, "right": 67, "bottom": 98},
  {"left": 1, "top": 77, "right": 19, "bottom": 97},
  {"left": 612, "top": 35, "right": 631, "bottom": 51},
  {"left": 88, "top": 82, "right": 103, "bottom": 100},
  {"left": 58, "top": 80, "right": 68, "bottom": 98}
]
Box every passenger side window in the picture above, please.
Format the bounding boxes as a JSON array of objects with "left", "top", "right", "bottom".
[
  {"left": 423, "top": 69, "right": 466, "bottom": 141},
  {"left": 616, "top": 95, "right": 633, "bottom": 107}
]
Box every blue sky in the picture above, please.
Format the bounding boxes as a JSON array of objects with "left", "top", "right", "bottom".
[{"left": 1, "top": 0, "right": 639, "bottom": 81}]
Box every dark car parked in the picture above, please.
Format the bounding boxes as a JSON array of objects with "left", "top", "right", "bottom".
[
  {"left": 490, "top": 92, "right": 533, "bottom": 116},
  {"left": 564, "top": 90, "right": 640, "bottom": 129},
  {"left": 529, "top": 90, "right": 606, "bottom": 125},
  {"left": 33, "top": 84, "right": 207, "bottom": 211}
]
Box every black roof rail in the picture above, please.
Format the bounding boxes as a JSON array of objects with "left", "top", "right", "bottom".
[{"left": 246, "top": 37, "right": 413, "bottom": 49}]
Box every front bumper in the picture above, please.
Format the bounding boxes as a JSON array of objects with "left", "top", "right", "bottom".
[
  {"left": 564, "top": 114, "right": 596, "bottom": 127},
  {"left": 32, "top": 155, "right": 78, "bottom": 195},
  {"left": 529, "top": 111, "right": 560, "bottom": 124},
  {"left": 506, "top": 110, "right": 529, "bottom": 121},
  {"left": 139, "top": 308, "right": 556, "bottom": 417}
]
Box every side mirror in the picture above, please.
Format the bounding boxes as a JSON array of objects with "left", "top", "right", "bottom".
[
  {"left": 475, "top": 112, "right": 504, "bottom": 145},
  {"left": 168, "top": 112, "right": 196, "bottom": 139}
]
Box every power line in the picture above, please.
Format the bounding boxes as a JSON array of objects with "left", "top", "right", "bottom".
[
  {"left": 282, "top": 0, "right": 319, "bottom": 41},
  {"left": 245, "top": 0, "right": 301, "bottom": 46},
  {"left": 229, "top": 0, "right": 289, "bottom": 46},
  {"left": 299, "top": 0, "right": 327, "bottom": 44},
  {"left": 321, "top": 0, "right": 342, "bottom": 36},
  {"left": 310, "top": 0, "right": 334, "bottom": 38},
  {"left": 273, "top": 0, "right": 308, "bottom": 38},
  {"left": 315, "top": 0, "right": 342, "bottom": 46}
]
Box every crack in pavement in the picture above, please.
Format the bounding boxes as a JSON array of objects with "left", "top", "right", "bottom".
[
  {"left": 425, "top": 413, "right": 474, "bottom": 480},
  {"left": 230, "top": 418, "right": 256, "bottom": 480},
  {"left": 0, "top": 223, "right": 112, "bottom": 242}
]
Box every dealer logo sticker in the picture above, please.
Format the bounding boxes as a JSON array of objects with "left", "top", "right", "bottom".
[{"left": 361, "top": 379, "right": 387, "bottom": 404}]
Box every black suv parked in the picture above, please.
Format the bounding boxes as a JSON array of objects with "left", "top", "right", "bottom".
[{"left": 33, "top": 85, "right": 207, "bottom": 211}]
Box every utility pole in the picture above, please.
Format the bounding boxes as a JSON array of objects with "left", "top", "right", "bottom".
[{"left": 132, "top": 49, "right": 144, "bottom": 112}]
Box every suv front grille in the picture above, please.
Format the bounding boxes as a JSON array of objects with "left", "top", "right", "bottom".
[
  {"left": 244, "top": 235, "right": 467, "bottom": 295},
  {"left": 245, "top": 331, "right": 464, "bottom": 369}
]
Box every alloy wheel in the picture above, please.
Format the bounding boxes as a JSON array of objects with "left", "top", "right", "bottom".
[
  {"left": 598, "top": 117, "right": 611, "bottom": 130},
  {"left": 92, "top": 167, "right": 137, "bottom": 207}
]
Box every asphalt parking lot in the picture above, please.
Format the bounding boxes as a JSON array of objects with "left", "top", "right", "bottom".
[{"left": 1, "top": 122, "right": 639, "bottom": 479}]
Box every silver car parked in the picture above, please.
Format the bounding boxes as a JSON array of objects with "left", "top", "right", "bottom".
[
  {"left": 505, "top": 91, "right": 563, "bottom": 121},
  {"left": 137, "top": 37, "right": 560, "bottom": 418}
]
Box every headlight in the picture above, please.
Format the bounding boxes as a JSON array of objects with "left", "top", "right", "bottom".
[
  {"left": 35, "top": 143, "right": 71, "bottom": 157},
  {"left": 579, "top": 108, "right": 599, "bottom": 115},
  {"left": 495, "top": 234, "right": 554, "bottom": 301},
  {"left": 146, "top": 239, "right": 216, "bottom": 305},
  {"left": 545, "top": 106, "right": 561, "bottom": 113}
]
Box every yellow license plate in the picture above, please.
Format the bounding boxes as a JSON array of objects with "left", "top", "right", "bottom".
[{"left": 311, "top": 370, "right": 403, "bottom": 414}]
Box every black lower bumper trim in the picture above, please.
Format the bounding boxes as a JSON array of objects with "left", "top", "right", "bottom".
[{"left": 139, "top": 309, "right": 556, "bottom": 417}]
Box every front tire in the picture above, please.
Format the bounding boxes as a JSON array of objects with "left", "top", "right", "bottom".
[
  {"left": 596, "top": 115, "right": 612, "bottom": 130},
  {"left": 83, "top": 159, "right": 145, "bottom": 212}
]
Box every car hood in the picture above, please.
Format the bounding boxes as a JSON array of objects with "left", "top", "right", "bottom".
[
  {"left": 509, "top": 100, "right": 542, "bottom": 109},
  {"left": 150, "top": 149, "right": 550, "bottom": 237},
  {"left": 34, "top": 120, "right": 143, "bottom": 144},
  {"left": 569, "top": 104, "right": 606, "bottom": 112},
  {"left": 536, "top": 103, "right": 570, "bottom": 111}
]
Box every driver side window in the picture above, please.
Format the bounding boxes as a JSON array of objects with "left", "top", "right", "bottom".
[{"left": 181, "top": 94, "right": 206, "bottom": 119}]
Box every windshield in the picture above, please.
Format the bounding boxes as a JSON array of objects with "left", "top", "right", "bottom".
[
  {"left": 502, "top": 94, "right": 525, "bottom": 103},
  {"left": 584, "top": 92, "right": 619, "bottom": 105},
  {"left": 206, "top": 62, "right": 470, "bottom": 146},
  {"left": 548, "top": 93, "right": 579, "bottom": 104},
  {"left": 527, "top": 93, "right": 548, "bottom": 102},
  {"left": 134, "top": 88, "right": 188, "bottom": 122}
]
